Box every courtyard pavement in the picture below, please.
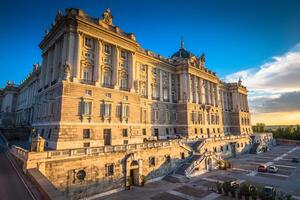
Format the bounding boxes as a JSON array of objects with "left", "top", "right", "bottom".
[{"left": 101, "top": 145, "right": 300, "bottom": 200}]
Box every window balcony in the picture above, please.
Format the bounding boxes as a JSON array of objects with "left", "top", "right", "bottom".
[
  {"left": 102, "top": 83, "right": 114, "bottom": 89},
  {"left": 81, "top": 79, "right": 95, "bottom": 86},
  {"left": 120, "top": 87, "right": 130, "bottom": 91}
]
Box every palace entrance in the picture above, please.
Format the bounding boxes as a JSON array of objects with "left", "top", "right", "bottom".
[
  {"left": 130, "top": 160, "right": 139, "bottom": 185},
  {"left": 125, "top": 153, "right": 142, "bottom": 187}
]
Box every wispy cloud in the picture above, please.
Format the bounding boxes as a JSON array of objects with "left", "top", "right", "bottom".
[{"left": 225, "top": 43, "right": 300, "bottom": 117}]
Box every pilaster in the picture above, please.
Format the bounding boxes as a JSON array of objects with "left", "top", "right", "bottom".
[
  {"left": 147, "top": 65, "right": 152, "bottom": 100},
  {"left": 168, "top": 73, "right": 172, "bottom": 103},
  {"left": 159, "top": 70, "right": 163, "bottom": 101},
  {"left": 112, "top": 45, "right": 119, "bottom": 88}
]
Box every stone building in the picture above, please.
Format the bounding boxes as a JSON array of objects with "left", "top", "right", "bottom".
[
  {"left": 6, "top": 8, "right": 258, "bottom": 200},
  {"left": 27, "top": 8, "right": 253, "bottom": 150}
]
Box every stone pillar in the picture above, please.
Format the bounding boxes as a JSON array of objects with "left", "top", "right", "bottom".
[
  {"left": 45, "top": 48, "right": 53, "bottom": 86},
  {"left": 179, "top": 73, "right": 184, "bottom": 102},
  {"left": 129, "top": 52, "right": 135, "bottom": 92},
  {"left": 215, "top": 84, "right": 219, "bottom": 107},
  {"left": 186, "top": 73, "right": 190, "bottom": 102},
  {"left": 169, "top": 72, "right": 172, "bottom": 102},
  {"left": 112, "top": 46, "right": 119, "bottom": 88},
  {"left": 189, "top": 74, "right": 193, "bottom": 103},
  {"left": 51, "top": 42, "right": 58, "bottom": 82},
  {"left": 194, "top": 77, "right": 198, "bottom": 104},
  {"left": 159, "top": 70, "right": 163, "bottom": 101},
  {"left": 200, "top": 78, "right": 204, "bottom": 104},
  {"left": 73, "top": 32, "right": 82, "bottom": 82},
  {"left": 40, "top": 53, "right": 47, "bottom": 88},
  {"left": 95, "top": 39, "right": 101, "bottom": 85},
  {"left": 66, "top": 31, "right": 77, "bottom": 81},
  {"left": 147, "top": 65, "right": 152, "bottom": 100}
]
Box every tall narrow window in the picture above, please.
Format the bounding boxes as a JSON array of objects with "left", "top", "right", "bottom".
[
  {"left": 103, "top": 70, "right": 112, "bottom": 86},
  {"left": 84, "top": 69, "right": 90, "bottom": 81},
  {"left": 81, "top": 102, "right": 92, "bottom": 115},
  {"left": 104, "top": 44, "right": 111, "bottom": 54}
]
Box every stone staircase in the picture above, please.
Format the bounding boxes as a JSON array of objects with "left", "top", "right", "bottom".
[{"left": 249, "top": 142, "right": 260, "bottom": 154}]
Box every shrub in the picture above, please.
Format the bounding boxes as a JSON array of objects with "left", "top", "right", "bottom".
[
  {"left": 230, "top": 184, "right": 237, "bottom": 198},
  {"left": 215, "top": 181, "right": 222, "bottom": 194},
  {"left": 250, "top": 186, "right": 258, "bottom": 200},
  {"left": 222, "top": 181, "right": 231, "bottom": 195},
  {"left": 240, "top": 183, "right": 250, "bottom": 200},
  {"left": 141, "top": 175, "right": 146, "bottom": 186}
]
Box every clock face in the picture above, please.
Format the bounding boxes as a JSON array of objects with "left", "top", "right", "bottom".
[{"left": 76, "top": 170, "right": 86, "bottom": 181}]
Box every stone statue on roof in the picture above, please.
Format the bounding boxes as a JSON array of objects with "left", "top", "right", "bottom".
[{"left": 102, "top": 8, "right": 113, "bottom": 25}]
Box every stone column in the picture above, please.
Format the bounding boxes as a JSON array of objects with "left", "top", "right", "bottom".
[
  {"left": 51, "top": 42, "right": 58, "bottom": 82},
  {"left": 185, "top": 73, "right": 190, "bottom": 102},
  {"left": 40, "top": 53, "right": 47, "bottom": 88},
  {"left": 59, "top": 32, "right": 68, "bottom": 82},
  {"left": 189, "top": 74, "right": 193, "bottom": 103},
  {"left": 159, "top": 69, "right": 163, "bottom": 101},
  {"left": 199, "top": 78, "right": 203, "bottom": 104},
  {"left": 215, "top": 84, "right": 219, "bottom": 107},
  {"left": 112, "top": 46, "right": 119, "bottom": 88},
  {"left": 169, "top": 72, "right": 172, "bottom": 102},
  {"left": 179, "top": 73, "right": 184, "bottom": 102},
  {"left": 147, "top": 65, "right": 152, "bottom": 100},
  {"left": 129, "top": 52, "right": 135, "bottom": 92},
  {"left": 45, "top": 49, "right": 52, "bottom": 85},
  {"left": 66, "top": 31, "right": 77, "bottom": 81},
  {"left": 94, "top": 39, "right": 101, "bottom": 85},
  {"left": 211, "top": 83, "right": 215, "bottom": 106}
]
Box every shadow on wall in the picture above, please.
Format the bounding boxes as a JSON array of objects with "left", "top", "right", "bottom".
[{"left": 58, "top": 157, "right": 185, "bottom": 200}]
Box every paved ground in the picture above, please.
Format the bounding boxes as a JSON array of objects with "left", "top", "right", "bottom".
[
  {"left": 103, "top": 145, "right": 300, "bottom": 200},
  {"left": 0, "top": 147, "right": 34, "bottom": 200}
]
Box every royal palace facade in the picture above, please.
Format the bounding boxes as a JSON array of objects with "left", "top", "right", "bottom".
[{"left": 1, "top": 8, "right": 260, "bottom": 199}]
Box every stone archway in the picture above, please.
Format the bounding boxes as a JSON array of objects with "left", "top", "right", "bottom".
[{"left": 125, "top": 153, "right": 142, "bottom": 187}]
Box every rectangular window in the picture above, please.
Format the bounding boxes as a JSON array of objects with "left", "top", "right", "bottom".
[
  {"left": 104, "top": 44, "right": 111, "bottom": 54},
  {"left": 195, "top": 128, "right": 197, "bottom": 134},
  {"left": 85, "top": 37, "right": 93, "bottom": 48},
  {"left": 198, "top": 113, "right": 202, "bottom": 124},
  {"left": 85, "top": 90, "right": 92, "bottom": 96},
  {"left": 166, "top": 111, "right": 170, "bottom": 122},
  {"left": 83, "top": 142, "right": 90, "bottom": 148},
  {"left": 154, "top": 110, "right": 158, "bottom": 121},
  {"left": 142, "top": 128, "right": 146, "bottom": 135},
  {"left": 166, "top": 128, "right": 169, "bottom": 135},
  {"left": 191, "top": 112, "right": 195, "bottom": 123},
  {"left": 122, "top": 104, "right": 130, "bottom": 118},
  {"left": 103, "top": 129, "right": 111, "bottom": 145},
  {"left": 101, "top": 103, "right": 111, "bottom": 117},
  {"left": 120, "top": 50, "right": 128, "bottom": 60},
  {"left": 83, "top": 129, "right": 90, "bottom": 139},
  {"left": 82, "top": 102, "right": 92, "bottom": 115},
  {"left": 163, "top": 88, "right": 169, "bottom": 101},
  {"left": 154, "top": 128, "right": 159, "bottom": 138},
  {"left": 149, "top": 157, "right": 155, "bottom": 167},
  {"left": 123, "top": 140, "right": 128, "bottom": 145},
  {"left": 106, "top": 164, "right": 114, "bottom": 176},
  {"left": 122, "top": 129, "right": 128, "bottom": 137}
]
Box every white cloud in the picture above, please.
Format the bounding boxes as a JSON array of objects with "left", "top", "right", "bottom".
[
  {"left": 225, "top": 43, "right": 300, "bottom": 114},
  {"left": 225, "top": 43, "right": 300, "bottom": 93}
]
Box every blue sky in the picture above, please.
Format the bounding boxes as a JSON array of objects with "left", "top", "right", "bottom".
[{"left": 1, "top": 0, "right": 300, "bottom": 124}]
